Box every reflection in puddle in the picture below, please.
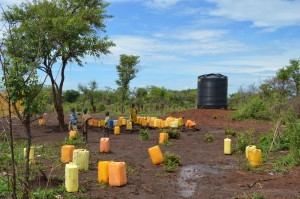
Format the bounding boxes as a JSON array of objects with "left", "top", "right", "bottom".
[{"left": 178, "top": 164, "right": 233, "bottom": 198}]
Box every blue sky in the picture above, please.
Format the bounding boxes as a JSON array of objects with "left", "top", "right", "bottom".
[{"left": 2, "top": 0, "right": 300, "bottom": 94}]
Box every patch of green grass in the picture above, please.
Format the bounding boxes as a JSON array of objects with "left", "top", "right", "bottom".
[
  {"left": 31, "top": 188, "right": 64, "bottom": 199},
  {"left": 138, "top": 129, "right": 149, "bottom": 141},
  {"left": 160, "top": 140, "right": 173, "bottom": 146},
  {"left": 64, "top": 135, "right": 86, "bottom": 147},
  {"left": 162, "top": 152, "right": 181, "bottom": 173},
  {"left": 224, "top": 128, "right": 236, "bottom": 137},
  {"left": 233, "top": 192, "right": 265, "bottom": 199},
  {"left": 127, "top": 165, "right": 138, "bottom": 174},
  {"left": 235, "top": 129, "right": 254, "bottom": 153},
  {"left": 272, "top": 153, "right": 298, "bottom": 172},
  {"left": 163, "top": 128, "right": 181, "bottom": 139},
  {"left": 204, "top": 133, "right": 214, "bottom": 143},
  {"left": 0, "top": 176, "right": 10, "bottom": 198},
  {"left": 98, "top": 182, "right": 109, "bottom": 189}
]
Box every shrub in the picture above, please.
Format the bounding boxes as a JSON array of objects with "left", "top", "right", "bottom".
[
  {"left": 164, "top": 128, "right": 181, "bottom": 139},
  {"left": 65, "top": 135, "right": 86, "bottom": 147},
  {"left": 160, "top": 140, "right": 172, "bottom": 146},
  {"left": 231, "top": 96, "right": 270, "bottom": 121},
  {"left": 284, "top": 120, "right": 300, "bottom": 165},
  {"left": 235, "top": 129, "right": 254, "bottom": 153},
  {"left": 138, "top": 128, "right": 149, "bottom": 141},
  {"left": 224, "top": 128, "right": 236, "bottom": 137},
  {"left": 204, "top": 133, "right": 214, "bottom": 143},
  {"left": 162, "top": 152, "right": 181, "bottom": 172}
]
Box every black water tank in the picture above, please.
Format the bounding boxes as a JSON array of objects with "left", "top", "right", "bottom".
[{"left": 197, "top": 73, "right": 228, "bottom": 109}]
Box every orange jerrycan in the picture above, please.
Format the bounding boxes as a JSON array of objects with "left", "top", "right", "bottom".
[
  {"left": 148, "top": 145, "right": 163, "bottom": 165},
  {"left": 108, "top": 162, "right": 127, "bottom": 186}
]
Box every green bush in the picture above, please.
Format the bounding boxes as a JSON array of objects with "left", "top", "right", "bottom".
[
  {"left": 138, "top": 129, "right": 149, "bottom": 141},
  {"left": 224, "top": 128, "right": 236, "bottom": 137},
  {"left": 273, "top": 153, "right": 299, "bottom": 172},
  {"left": 204, "top": 133, "right": 214, "bottom": 143},
  {"left": 162, "top": 152, "right": 181, "bottom": 172},
  {"left": 160, "top": 140, "right": 172, "bottom": 146},
  {"left": 164, "top": 128, "right": 181, "bottom": 139},
  {"left": 235, "top": 129, "right": 254, "bottom": 153},
  {"left": 231, "top": 96, "right": 270, "bottom": 121},
  {"left": 65, "top": 135, "right": 86, "bottom": 147},
  {"left": 283, "top": 120, "right": 300, "bottom": 165}
]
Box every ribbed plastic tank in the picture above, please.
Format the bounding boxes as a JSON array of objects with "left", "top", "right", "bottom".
[{"left": 197, "top": 73, "right": 228, "bottom": 109}]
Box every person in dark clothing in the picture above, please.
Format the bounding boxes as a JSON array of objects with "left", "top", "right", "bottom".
[
  {"left": 82, "top": 108, "right": 92, "bottom": 142},
  {"left": 104, "top": 111, "right": 110, "bottom": 137}
]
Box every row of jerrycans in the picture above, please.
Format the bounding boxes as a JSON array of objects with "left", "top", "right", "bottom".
[
  {"left": 223, "top": 138, "right": 262, "bottom": 167},
  {"left": 62, "top": 138, "right": 111, "bottom": 164},
  {"left": 88, "top": 117, "right": 128, "bottom": 128},
  {"left": 65, "top": 161, "right": 127, "bottom": 192},
  {"left": 137, "top": 116, "right": 184, "bottom": 128}
]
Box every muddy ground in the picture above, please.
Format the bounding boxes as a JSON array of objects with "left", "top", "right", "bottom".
[{"left": 8, "top": 109, "right": 300, "bottom": 198}]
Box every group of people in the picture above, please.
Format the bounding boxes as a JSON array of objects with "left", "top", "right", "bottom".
[{"left": 68, "top": 104, "right": 138, "bottom": 142}]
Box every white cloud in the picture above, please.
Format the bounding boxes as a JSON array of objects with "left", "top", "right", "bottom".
[
  {"left": 207, "top": 0, "right": 300, "bottom": 30},
  {"left": 144, "top": 0, "right": 183, "bottom": 9}
]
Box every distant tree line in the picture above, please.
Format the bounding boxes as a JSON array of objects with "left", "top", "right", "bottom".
[{"left": 60, "top": 84, "right": 197, "bottom": 116}]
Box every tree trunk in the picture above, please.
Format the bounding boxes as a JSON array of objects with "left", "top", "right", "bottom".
[
  {"left": 48, "top": 66, "right": 66, "bottom": 132},
  {"left": 22, "top": 117, "right": 31, "bottom": 199},
  {"left": 8, "top": 99, "right": 17, "bottom": 199},
  {"left": 90, "top": 98, "right": 96, "bottom": 113},
  {"left": 56, "top": 104, "right": 66, "bottom": 132}
]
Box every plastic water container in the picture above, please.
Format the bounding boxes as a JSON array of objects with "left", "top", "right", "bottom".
[
  {"left": 170, "top": 120, "right": 178, "bottom": 128},
  {"left": 65, "top": 162, "right": 78, "bottom": 192},
  {"left": 224, "top": 138, "right": 232, "bottom": 155},
  {"left": 108, "top": 162, "right": 127, "bottom": 186},
  {"left": 248, "top": 148, "right": 262, "bottom": 167},
  {"left": 117, "top": 118, "right": 122, "bottom": 126},
  {"left": 141, "top": 118, "right": 147, "bottom": 127},
  {"left": 69, "top": 130, "right": 78, "bottom": 139},
  {"left": 23, "top": 147, "right": 35, "bottom": 165},
  {"left": 126, "top": 122, "right": 132, "bottom": 130},
  {"left": 100, "top": 138, "right": 110, "bottom": 153},
  {"left": 38, "top": 119, "right": 46, "bottom": 126},
  {"left": 88, "top": 119, "right": 93, "bottom": 126},
  {"left": 72, "top": 149, "right": 89, "bottom": 171},
  {"left": 148, "top": 145, "right": 163, "bottom": 165},
  {"left": 178, "top": 118, "right": 183, "bottom": 126},
  {"left": 99, "top": 120, "right": 105, "bottom": 127},
  {"left": 61, "top": 145, "right": 75, "bottom": 163},
  {"left": 114, "top": 126, "right": 120, "bottom": 135},
  {"left": 98, "top": 161, "right": 110, "bottom": 183},
  {"left": 121, "top": 118, "right": 126, "bottom": 126},
  {"left": 159, "top": 133, "right": 168, "bottom": 144},
  {"left": 93, "top": 119, "right": 98, "bottom": 127},
  {"left": 160, "top": 121, "right": 165, "bottom": 129},
  {"left": 245, "top": 145, "right": 256, "bottom": 159},
  {"left": 109, "top": 120, "right": 114, "bottom": 127},
  {"left": 113, "top": 120, "right": 118, "bottom": 126}
]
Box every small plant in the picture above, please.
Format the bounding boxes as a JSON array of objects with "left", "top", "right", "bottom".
[
  {"left": 98, "top": 182, "right": 109, "bottom": 189},
  {"left": 164, "top": 128, "right": 181, "bottom": 139},
  {"left": 160, "top": 140, "right": 173, "bottom": 146},
  {"left": 204, "top": 133, "right": 214, "bottom": 143},
  {"left": 64, "top": 135, "right": 86, "bottom": 147},
  {"left": 162, "top": 152, "right": 181, "bottom": 172},
  {"left": 127, "top": 165, "right": 138, "bottom": 174},
  {"left": 138, "top": 128, "right": 149, "bottom": 141},
  {"left": 224, "top": 128, "right": 236, "bottom": 137},
  {"left": 235, "top": 129, "right": 254, "bottom": 153},
  {"left": 272, "top": 153, "right": 298, "bottom": 172}
]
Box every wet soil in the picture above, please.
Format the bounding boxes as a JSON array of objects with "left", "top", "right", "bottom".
[{"left": 6, "top": 109, "right": 300, "bottom": 198}]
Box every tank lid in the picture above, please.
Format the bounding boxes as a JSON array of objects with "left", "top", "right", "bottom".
[{"left": 198, "top": 73, "right": 227, "bottom": 79}]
